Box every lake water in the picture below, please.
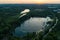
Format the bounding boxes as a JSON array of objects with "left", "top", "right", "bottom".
[{"left": 13, "top": 17, "right": 53, "bottom": 37}]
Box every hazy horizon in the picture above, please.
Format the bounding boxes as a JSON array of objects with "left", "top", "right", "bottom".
[{"left": 0, "top": 0, "right": 60, "bottom": 4}]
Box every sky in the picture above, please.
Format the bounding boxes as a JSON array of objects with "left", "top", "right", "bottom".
[{"left": 0, "top": 0, "right": 60, "bottom": 4}]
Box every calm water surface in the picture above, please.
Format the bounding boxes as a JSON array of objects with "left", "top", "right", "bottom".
[{"left": 13, "top": 17, "right": 52, "bottom": 36}]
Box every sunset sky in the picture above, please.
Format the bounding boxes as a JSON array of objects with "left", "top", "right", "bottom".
[{"left": 0, "top": 0, "right": 60, "bottom": 4}]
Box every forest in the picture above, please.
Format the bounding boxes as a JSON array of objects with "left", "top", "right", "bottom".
[{"left": 0, "top": 4, "right": 60, "bottom": 40}]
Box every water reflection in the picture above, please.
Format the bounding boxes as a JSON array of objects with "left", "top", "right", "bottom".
[
  {"left": 21, "top": 9, "right": 30, "bottom": 14},
  {"left": 13, "top": 17, "right": 53, "bottom": 36},
  {"left": 19, "top": 9, "right": 30, "bottom": 18}
]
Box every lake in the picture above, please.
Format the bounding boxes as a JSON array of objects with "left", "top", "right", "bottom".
[{"left": 12, "top": 17, "right": 53, "bottom": 37}]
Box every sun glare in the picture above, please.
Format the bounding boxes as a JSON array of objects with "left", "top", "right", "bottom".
[{"left": 31, "top": 0, "right": 48, "bottom": 4}]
